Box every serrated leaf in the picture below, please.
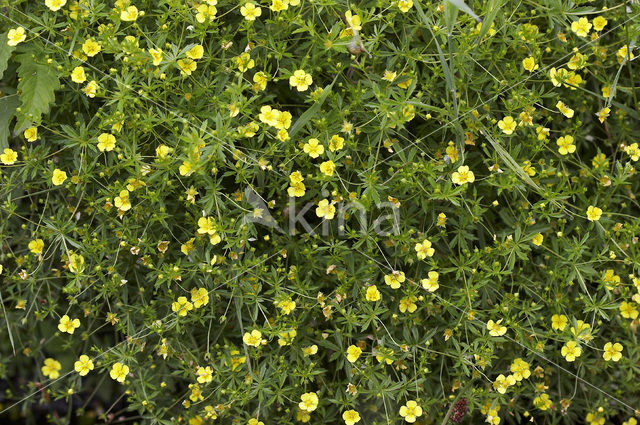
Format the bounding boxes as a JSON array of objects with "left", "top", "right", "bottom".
[
  {"left": 0, "top": 93, "right": 20, "bottom": 149},
  {"left": 0, "top": 32, "right": 15, "bottom": 80},
  {"left": 14, "top": 53, "right": 60, "bottom": 134}
]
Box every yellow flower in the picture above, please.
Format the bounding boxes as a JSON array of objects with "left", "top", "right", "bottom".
[
  {"left": 71, "top": 66, "right": 86, "bottom": 83},
  {"left": 319, "top": 160, "right": 336, "bottom": 176},
  {"left": 196, "top": 366, "right": 213, "bottom": 383},
  {"left": 179, "top": 161, "right": 193, "bottom": 176},
  {"left": 510, "top": 358, "right": 531, "bottom": 381},
  {"left": 298, "top": 392, "right": 319, "bottom": 412},
  {"left": 344, "top": 11, "right": 362, "bottom": 31},
  {"left": 383, "top": 70, "right": 397, "bottom": 81},
  {"left": 186, "top": 45, "right": 204, "bottom": 60},
  {"left": 252, "top": 71, "right": 268, "bottom": 91},
  {"left": 197, "top": 216, "right": 217, "bottom": 235},
  {"left": 536, "top": 126, "right": 550, "bottom": 141},
  {"left": 619, "top": 301, "right": 639, "bottom": 319},
  {"left": 556, "top": 101, "right": 574, "bottom": 118},
  {"left": 7, "top": 27, "right": 27, "bottom": 46},
  {"left": 602, "top": 342, "right": 623, "bottom": 362},
  {"left": 74, "top": 355, "right": 95, "bottom": 376},
  {"left": 384, "top": 271, "right": 405, "bottom": 289},
  {"left": 82, "top": 39, "right": 101, "bottom": 57},
  {"left": 592, "top": 16, "right": 607, "bottom": 31},
  {"left": 149, "top": 48, "right": 163, "bottom": 66},
  {"left": 288, "top": 182, "right": 306, "bottom": 197},
  {"left": 243, "top": 329, "right": 263, "bottom": 347},
  {"left": 421, "top": 271, "right": 439, "bottom": 292},
  {"left": 551, "top": 314, "right": 568, "bottom": 331},
  {"left": 41, "top": 358, "right": 62, "bottom": 379},
  {"left": 329, "top": 135, "right": 344, "bottom": 152},
  {"left": 259, "top": 105, "right": 278, "bottom": 125},
  {"left": 561, "top": 341, "right": 581, "bottom": 361},
  {"left": 625, "top": 143, "right": 640, "bottom": 161},
  {"left": 120, "top": 5, "right": 139, "bottom": 21},
  {"left": 69, "top": 253, "right": 84, "bottom": 273},
  {"left": 275, "top": 111, "right": 292, "bottom": 130},
  {"left": 191, "top": 287, "right": 209, "bottom": 308},
  {"left": 276, "top": 298, "right": 296, "bottom": 314},
  {"left": 235, "top": 52, "right": 254, "bottom": 72},
  {"left": 493, "top": 373, "right": 516, "bottom": 394},
  {"left": 28, "top": 239, "right": 44, "bottom": 254},
  {"left": 248, "top": 419, "right": 264, "bottom": 425},
  {"left": 346, "top": 345, "right": 362, "bottom": 362},
  {"left": 556, "top": 135, "right": 576, "bottom": 155},
  {"left": 522, "top": 56, "right": 538, "bottom": 72},
  {"left": 415, "top": 239, "right": 435, "bottom": 260},
  {"left": 23, "top": 126, "right": 38, "bottom": 142},
  {"left": 297, "top": 408, "right": 311, "bottom": 423},
  {"left": 586, "top": 205, "right": 602, "bottom": 222},
  {"left": 437, "top": 213, "right": 447, "bottom": 227},
  {"left": 270, "top": 0, "right": 289, "bottom": 12},
  {"left": 497, "top": 116, "right": 517, "bottom": 135},
  {"left": 303, "top": 138, "right": 324, "bottom": 158},
  {"left": 240, "top": 2, "right": 262, "bottom": 21},
  {"left": 0, "top": 148, "right": 18, "bottom": 165},
  {"left": 289, "top": 69, "right": 313, "bottom": 92},
  {"left": 97, "top": 132, "right": 116, "bottom": 152},
  {"left": 570, "top": 320, "right": 592, "bottom": 341},
  {"left": 596, "top": 107, "right": 610, "bottom": 123},
  {"left": 178, "top": 58, "right": 197, "bottom": 76},
  {"left": 399, "top": 400, "right": 423, "bottom": 423},
  {"left": 45, "top": 0, "right": 67, "bottom": 12},
  {"left": 533, "top": 393, "right": 552, "bottom": 411},
  {"left": 531, "top": 233, "right": 543, "bottom": 246},
  {"left": 172, "top": 296, "right": 193, "bottom": 316},
  {"left": 616, "top": 45, "right": 635, "bottom": 64},
  {"left": 316, "top": 199, "right": 336, "bottom": 220},
  {"left": 302, "top": 345, "right": 318, "bottom": 356},
  {"left": 114, "top": 190, "right": 131, "bottom": 211},
  {"left": 445, "top": 141, "right": 458, "bottom": 161},
  {"left": 83, "top": 80, "right": 98, "bottom": 98},
  {"left": 451, "top": 165, "right": 475, "bottom": 185},
  {"left": 290, "top": 170, "right": 304, "bottom": 184},
  {"left": 602, "top": 269, "right": 620, "bottom": 290},
  {"left": 570, "top": 17, "right": 591, "bottom": 37},
  {"left": 195, "top": 4, "right": 217, "bottom": 23},
  {"left": 110, "top": 362, "right": 130, "bottom": 383},
  {"left": 58, "top": 314, "right": 81, "bottom": 334},
  {"left": 399, "top": 296, "right": 417, "bottom": 313},
  {"left": 365, "top": 285, "right": 381, "bottom": 301},
  {"left": 567, "top": 52, "right": 587, "bottom": 70},
  {"left": 397, "top": 0, "right": 413, "bottom": 12},
  {"left": 342, "top": 410, "right": 361, "bottom": 425},
  {"left": 486, "top": 319, "right": 507, "bottom": 336}
]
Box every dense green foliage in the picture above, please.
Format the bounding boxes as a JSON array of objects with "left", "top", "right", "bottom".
[{"left": 1, "top": 0, "right": 640, "bottom": 424}]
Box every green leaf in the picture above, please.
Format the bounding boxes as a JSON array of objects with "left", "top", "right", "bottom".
[
  {"left": 446, "top": 0, "right": 481, "bottom": 22},
  {"left": 444, "top": 1, "right": 460, "bottom": 36},
  {"left": 289, "top": 74, "right": 338, "bottom": 139},
  {"left": 0, "top": 93, "right": 20, "bottom": 149},
  {"left": 476, "top": 0, "right": 502, "bottom": 41},
  {"left": 14, "top": 53, "right": 60, "bottom": 134},
  {"left": 0, "top": 32, "right": 16, "bottom": 81}
]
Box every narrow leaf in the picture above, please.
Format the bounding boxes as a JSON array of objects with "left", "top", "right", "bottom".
[
  {"left": 446, "top": 0, "right": 481, "bottom": 22},
  {"left": 289, "top": 74, "right": 338, "bottom": 139}
]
